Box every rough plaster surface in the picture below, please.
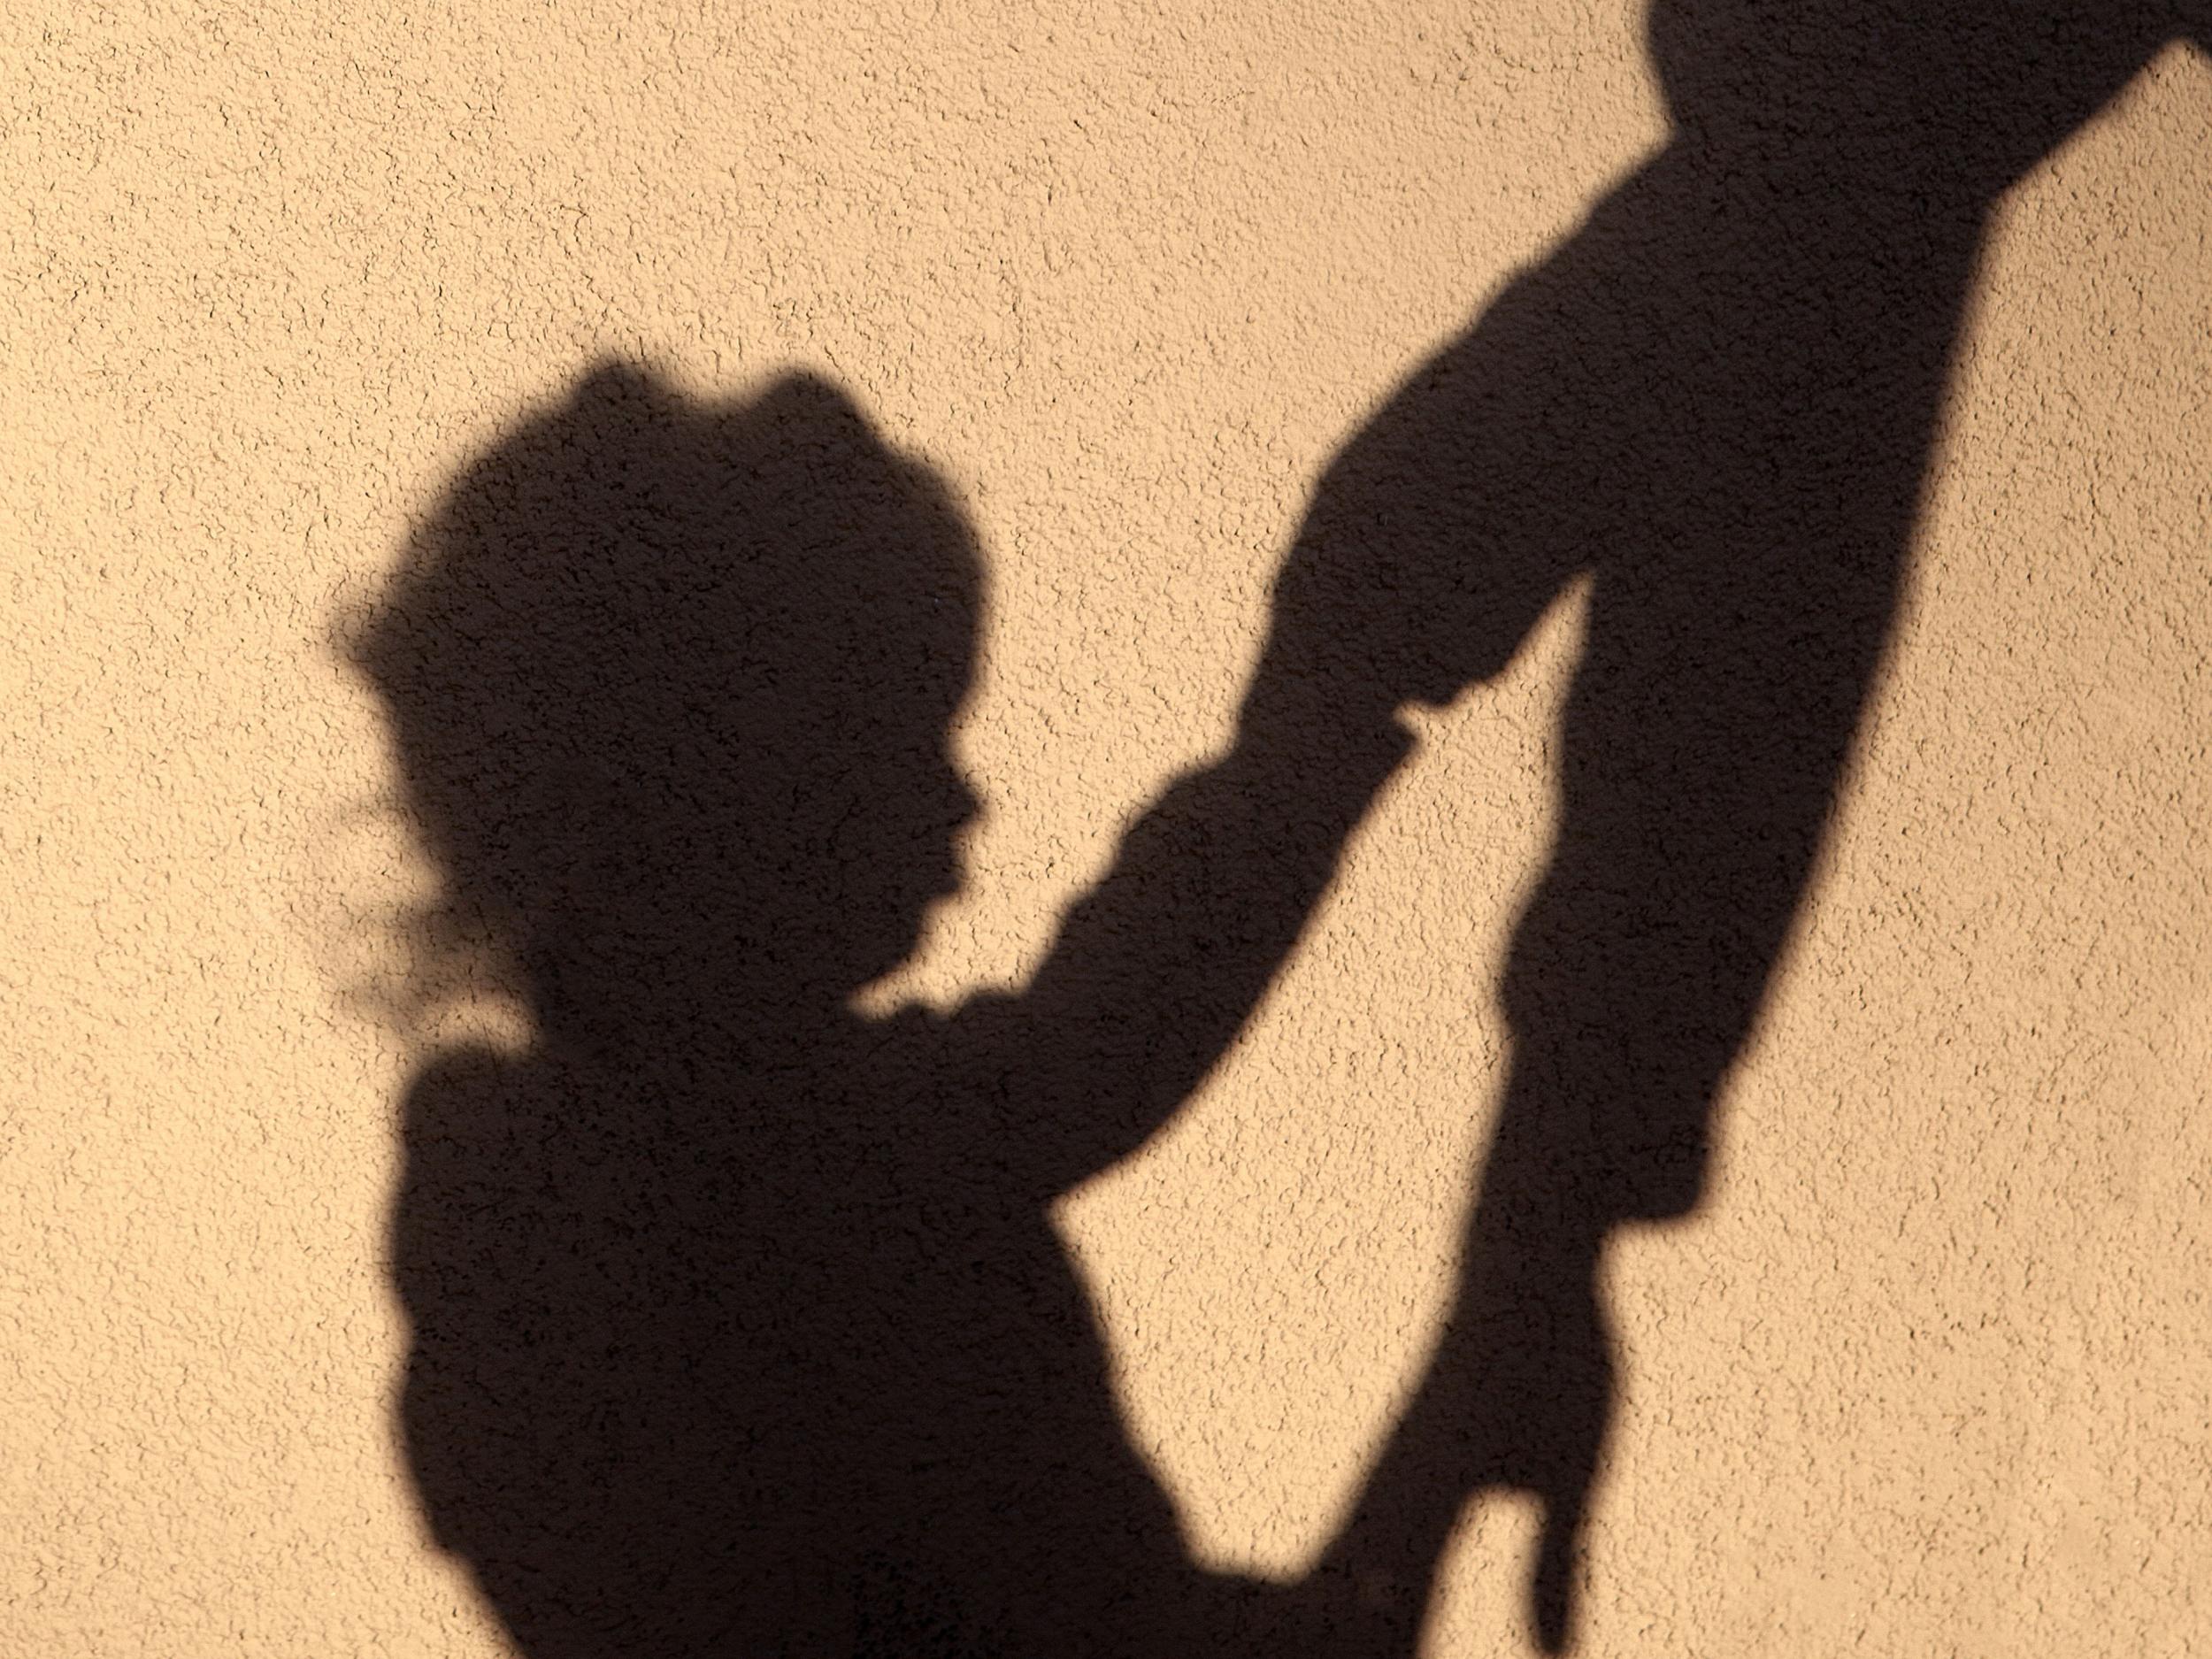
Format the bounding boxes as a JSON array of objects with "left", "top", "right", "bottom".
[{"left": 5, "top": 3, "right": 2211, "bottom": 1654}]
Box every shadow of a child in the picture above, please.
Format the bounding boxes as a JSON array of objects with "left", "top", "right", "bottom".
[{"left": 357, "top": 365, "right": 1377, "bottom": 1656}]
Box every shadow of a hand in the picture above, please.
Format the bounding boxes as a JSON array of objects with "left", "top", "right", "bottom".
[{"left": 1302, "top": 1220, "right": 1614, "bottom": 1655}]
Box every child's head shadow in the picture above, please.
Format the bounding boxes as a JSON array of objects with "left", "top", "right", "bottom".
[{"left": 354, "top": 362, "right": 983, "bottom": 1051}]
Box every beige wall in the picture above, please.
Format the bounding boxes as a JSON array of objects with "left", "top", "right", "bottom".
[{"left": 6, "top": 3, "right": 2210, "bottom": 1653}]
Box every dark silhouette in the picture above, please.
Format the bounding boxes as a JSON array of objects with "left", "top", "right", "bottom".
[
  {"left": 357, "top": 5, "right": 2212, "bottom": 1655},
  {"left": 1190, "top": 3, "right": 2210, "bottom": 1650},
  {"left": 356, "top": 366, "right": 1390, "bottom": 1656}
]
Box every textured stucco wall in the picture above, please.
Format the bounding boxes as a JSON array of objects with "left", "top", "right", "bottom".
[{"left": 6, "top": 3, "right": 2212, "bottom": 1654}]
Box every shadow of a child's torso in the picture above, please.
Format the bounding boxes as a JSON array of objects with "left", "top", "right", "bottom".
[{"left": 398, "top": 1010, "right": 1199, "bottom": 1657}]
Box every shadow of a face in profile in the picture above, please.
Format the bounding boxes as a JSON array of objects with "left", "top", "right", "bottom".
[{"left": 355, "top": 365, "right": 1280, "bottom": 1655}]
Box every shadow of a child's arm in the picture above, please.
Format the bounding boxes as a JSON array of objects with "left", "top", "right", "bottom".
[
  {"left": 948, "top": 256, "right": 1581, "bottom": 1194},
  {"left": 954, "top": 656, "right": 1412, "bottom": 1195}
]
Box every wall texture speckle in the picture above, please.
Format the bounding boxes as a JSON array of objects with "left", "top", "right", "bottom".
[{"left": 5, "top": 3, "right": 2210, "bottom": 1654}]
